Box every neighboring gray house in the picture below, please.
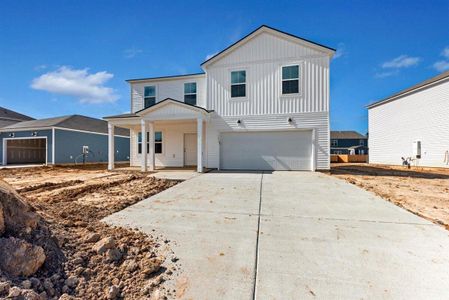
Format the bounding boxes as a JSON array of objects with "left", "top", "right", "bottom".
[
  {"left": 368, "top": 70, "right": 449, "bottom": 167},
  {"left": 0, "top": 106, "right": 34, "bottom": 128},
  {"left": 330, "top": 131, "right": 368, "bottom": 155},
  {"left": 0, "top": 115, "right": 130, "bottom": 165}
]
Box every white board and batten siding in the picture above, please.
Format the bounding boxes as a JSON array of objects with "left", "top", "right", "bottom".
[
  {"left": 368, "top": 79, "right": 449, "bottom": 168},
  {"left": 130, "top": 75, "right": 207, "bottom": 113},
  {"left": 204, "top": 31, "right": 330, "bottom": 170}
]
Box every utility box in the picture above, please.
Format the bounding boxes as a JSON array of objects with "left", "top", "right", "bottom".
[
  {"left": 82, "top": 146, "right": 89, "bottom": 154},
  {"left": 413, "top": 140, "right": 421, "bottom": 159}
]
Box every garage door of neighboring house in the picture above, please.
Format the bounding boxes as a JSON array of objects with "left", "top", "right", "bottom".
[
  {"left": 6, "top": 138, "right": 47, "bottom": 164},
  {"left": 220, "top": 131, "right": 313, "bottom": 171}
]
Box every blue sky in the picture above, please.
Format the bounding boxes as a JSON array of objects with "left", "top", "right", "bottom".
[{"left": 1, "top": 0, "right": 448, "bottom": 133}]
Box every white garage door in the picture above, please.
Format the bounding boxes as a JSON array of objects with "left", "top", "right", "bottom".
[{"left": 220, "top": 131, "right": 313, "bottom": 171}]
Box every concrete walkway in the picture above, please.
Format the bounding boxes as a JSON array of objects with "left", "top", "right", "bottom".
[{"left": 104, "top": 171, "right": 449, "bottom": 300}]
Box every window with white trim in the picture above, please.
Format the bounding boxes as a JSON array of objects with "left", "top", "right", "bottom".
[
  {"left": 331, "top": 139, "right": 338, "bottom": 146},
  {"left": 184, "top": 82, "right": 197, "bottom": 105},
  {"left": 359, "top": 139, "right": 365, "bottom": 146},
  {"left": 138, "top": 131, "right": 163, "bottom": 154},
  {"left": 282, "top": 65, "right": 299, "bottom": 94},
  {"left": 231, "top": 70, "right": 246, "bottom": 98},
  {"left": 144, "top": 86, "right": 156, "bottom": 108}
]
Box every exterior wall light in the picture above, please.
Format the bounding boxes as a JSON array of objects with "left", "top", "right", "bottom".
[
  {"left": 31, "top": 132, "right": 38, "bottom": 136},
  {"left": 8, "top": 133, "right": 14, "bottom": 137}
]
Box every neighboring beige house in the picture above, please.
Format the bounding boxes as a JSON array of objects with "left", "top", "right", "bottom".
[
  {"left": 105, "top": 25, "right": 335, "bottom": 172},
  {"left": 368, "top": 70, "right": 449, "bottom": 168}
]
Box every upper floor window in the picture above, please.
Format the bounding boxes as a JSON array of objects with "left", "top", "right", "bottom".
[
  {"left": 359, "top": 139, "right": 365, "bottom": 146},
  {"left": 282, "top": 65, "right": 299, "bottom": 94},
  {"left": 138, "top": 131, "right": 163, "bottom": 154},
  {"left": 184, "top": 82, "right": 197, "bottom": 106},
  {"left": 331, "top": 139, "right": 338, "bottom": 146},
  {"left": 231, "top": 70, "right": 246, "bottom": 98},
  {"left": 144, "top": 86, "right": 156, "bottom": 108}
]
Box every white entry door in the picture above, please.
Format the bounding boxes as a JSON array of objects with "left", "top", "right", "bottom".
[
  {"left": 184, "top": 133, "right": 197, "bottom": 166},
  {"left": 220, "top": 131, "right": 313, "bottom": 171}
]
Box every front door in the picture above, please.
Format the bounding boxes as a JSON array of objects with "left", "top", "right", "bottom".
[{"left": 184, "top": 133, "right": 197, "bottom": 166}]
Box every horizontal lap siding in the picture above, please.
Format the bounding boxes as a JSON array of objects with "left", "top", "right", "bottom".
[
  {"left": 55, "top": 129, "right": 129, "bottom": 164},
  {"left": 369, "top": 80, "right": 449, "bottom": 167},
  {"left": 206, "top": 112, "right": 329, "bottom": 170}
]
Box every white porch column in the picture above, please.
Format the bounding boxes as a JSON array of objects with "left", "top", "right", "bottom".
[
  {"left": 197, "top": 117, "right": 203, "bottom": 173},
  {"left": 148, "top": 122, "right": 155, "bottom": 171},
  {"left": 107, "top": 123, "right": 115, "bottom": 170},
  {"left": 141, "top": 119, "right": 148, "bottom": 172}
]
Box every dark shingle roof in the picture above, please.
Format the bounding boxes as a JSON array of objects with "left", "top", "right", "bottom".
[
  {"left": 0, "top": 115, "right": 129, "bottom": 136},
  {"left": 331, "top": 131, "right": 367, "bottom": 139},
  {"left": 367, "top": 70, "right": 449, "bottom": 109},
  {"left": 0, "top": 106, "right": 34, "bottom": 128}
]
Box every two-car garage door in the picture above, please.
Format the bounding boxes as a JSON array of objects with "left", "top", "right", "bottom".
[{"left": 220, "top": 131, "right": 313, "bottom": 171}]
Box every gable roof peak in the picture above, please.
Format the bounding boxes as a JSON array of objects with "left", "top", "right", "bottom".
[{"left": 201, "top": 25, "right": 335, "bottom": 67}]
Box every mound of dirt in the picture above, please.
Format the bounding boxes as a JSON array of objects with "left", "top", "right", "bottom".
[
  {"left": 0, "top": 179, "right": 65, "bottom": 298},
  {"left": 0, "top": 168, "right": 180, "bottom": 300}
]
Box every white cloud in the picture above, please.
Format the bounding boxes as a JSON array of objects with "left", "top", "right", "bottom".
[
  {"left": 124, "top": 47, "right": 143, "bottom": 59},
  {"left": 442, "top": 46, "right": 449, "bottom": 59},
  {"left": 374, "top": 70, "right": 399, "bottom": 78},
  {"left": 333, "top": 43, "right": 346, "bottom": 59},
  {"left": 432, "top": 47, "right": 449, "bottom": 72},
  {"left": 433, "top": 60, "right": 449, "bottom": 72},
  {"left": 31, "top": 66, "right": 119, "bottom": 104},
  {"left": 34, "top": 64, "right": 48, "bottom": 71},
  {"left": 382, "top": 55, "right": 420, "bottom": 69},
  {"left": 205, "top": 52, "right": 218, "bottom": 61}
]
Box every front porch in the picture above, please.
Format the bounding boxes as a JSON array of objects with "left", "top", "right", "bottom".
[{"left": 105, "top": 98, "right": 212, "bottom": 173}]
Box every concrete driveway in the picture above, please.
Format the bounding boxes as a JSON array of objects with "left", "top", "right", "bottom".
[{"left": 104, "top": 171, "right": 449, "bottom": 299}]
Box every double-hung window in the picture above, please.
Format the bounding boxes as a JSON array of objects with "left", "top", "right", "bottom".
[
  {"left": 144, "top": 86, "right": 156, "bottom": 108},
  {"left": 138, "top": 131, "right": 163, "bottom": 154},
  {"left": 282, "top": 65, "right": 299, "bottom": 94},
  {"left": 331, "top": 139, "right": 338, "bottom": 146},
  {"left": 231, "top": 70, "right": 246, "bottom": 98},
  {"left": 184, "top": 82, "right": 197, "bottom": 105}
]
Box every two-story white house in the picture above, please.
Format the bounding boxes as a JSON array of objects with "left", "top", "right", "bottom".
[{"left": 104, "top": 25, "right": 335, "bottom": 172}]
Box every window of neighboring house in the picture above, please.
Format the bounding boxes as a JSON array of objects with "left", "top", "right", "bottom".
[
  {"left": 231, "top": 70, "right": 246, "bottom": 98},
  {"left": 184, "top": 82, "right": 197, "bottom": 106},
  {"left": 144, "top": 86, "right": 156, "bottom": 108},
  {"left": 282, "top": 65, "right": 299, "bottom": 94},
  {"left": 331, "top": 139, "right": 338, "bottom": 146},
  {"left": 359, "top": 139, "right": 365, "bottom": 146},
  {"left": 137, "top": 131, "right": 163, "bottom": 154}
]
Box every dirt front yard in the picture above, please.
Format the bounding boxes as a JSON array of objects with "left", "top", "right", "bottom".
[
  {"left": 331, "top": 163, "right": 449, "bottom": 230},
  {"left": 0, "top": 165, "right": 180, "bottom": 299}
]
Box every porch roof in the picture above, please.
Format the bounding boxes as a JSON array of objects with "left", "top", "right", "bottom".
[{"left": 104, "top": 98, "right": 213, "bottom": 120}]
